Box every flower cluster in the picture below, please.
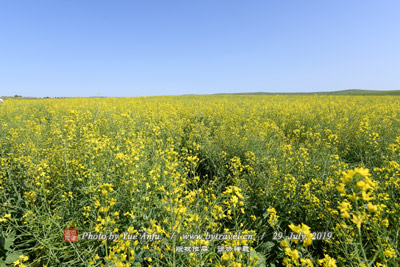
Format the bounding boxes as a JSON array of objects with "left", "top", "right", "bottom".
[{"left": 1, "top": 95, "right": 399, "bottom": 266}]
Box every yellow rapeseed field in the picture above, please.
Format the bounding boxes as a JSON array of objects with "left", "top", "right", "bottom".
[{"left": 0, "top": 95, "right": 399, "bottom": 266}]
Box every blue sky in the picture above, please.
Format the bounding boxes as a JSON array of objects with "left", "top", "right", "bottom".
[{"left": 1, "top": 0, "right": 399, "bottom": 97}]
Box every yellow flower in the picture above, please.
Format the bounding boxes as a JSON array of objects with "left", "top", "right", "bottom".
[
  {"left": 303, "top": 232, "right": 313, "bottom": 246},
  {"left": 341, "top": 170, "right": 355, "bottom": 183},
  {"left": 300, "top": 258, "right": 314, "bottom": 267},
  {"left": 289, "top": 223, "right": 302, "bottom": 233},
  {"left": 356, "top": 181, "right": 371, "bottom": 191},
  {"left": 362, "top": 191, "right": 374, "bottom": 201},
  {"left": 267, "top": 208, "right": 279, "bottom": 226},
  {"left": 19, "top": 255, "right": 29, "bottom": 262},
  {"left": 351, "top": 214, "right": 363, "bottom": 229},
  {"left": 367, "top": 202, "right": 377, "bottom": 213},
  {"left": 285, "top": 248, "right": 299, "bottom": 262},
  {"left": 318, "top": 254, "right": 337, "bottom": 267},
  {"left": 221, "top": 253, "right": 230, "bottom": 261},
  {"left": 355, "top": 167, "right": 370, "bottom": 177},
  {"left": 384, "top": 246, "right": 396, "bottom": 258},
  {"left": 336, "top": 183, "right": 346, "bottom": 194},
  {"left": 288, "top": 223, "right": 313, "bottom": 246},
  {"left": 348, "top": 192, "right": 358, "bottom": 201},
  {"left": 280, "top": 239, "right": 289, "bottom": 247}
]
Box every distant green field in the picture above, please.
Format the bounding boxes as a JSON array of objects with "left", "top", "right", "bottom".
[
  {"left": 3, "top": 89, "right": 400, "bottom": 100},
  {"left": 216, "top": 89, "right": 400, "bottom": 96}
]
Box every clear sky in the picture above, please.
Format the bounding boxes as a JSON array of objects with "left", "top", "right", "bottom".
[{"left": 1, "top": 0, "right": 399, "bottom": 97}]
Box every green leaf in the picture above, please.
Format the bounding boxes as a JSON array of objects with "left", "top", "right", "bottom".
[
  {"left": 250, "top": 250, "right": 266, "bottom": 267},
  {"left": 5, "top": 252, "right": 23, "bottom": 264},
  {"left": 3, "top": 236, "right": 15, "bottom": 251},
  {"left": 135, "top": 251, "right": 143, "bottom": 263},
  {"left": 260, "top": 241, "right": 275, "bottom": 252}
]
